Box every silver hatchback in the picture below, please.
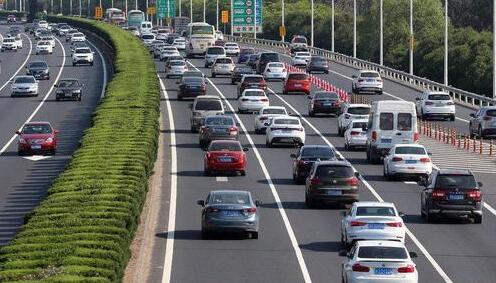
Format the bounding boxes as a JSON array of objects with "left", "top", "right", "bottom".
[{"left": 198, "top": 190, "right": 261, "bottom": 239}]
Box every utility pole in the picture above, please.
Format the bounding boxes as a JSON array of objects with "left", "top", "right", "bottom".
[
  {"left": 409, "top": 0, "right": 414, "bottom": 75},
  {"left": 146, "top": 0, "right": 149, "bottom": 20},
  {"left": 230, "top": 0, "right": 233, "bottom": 35},
  {"left": 60, "top": 0, "right": 62, "bottom": 15},
  {"left": 281, "top": 0, "right": 285, "bottom": 41},
  {"left": 254, "top": 0, "right": 257, "bottom": 38},
  {"left": 126, "top": 0, "right": 128, "bottom": 15},
  {"left": 203, "top": 0, "right": 206, "bottom": 22},
  {"left": 179, "top": 0, "right": 181, "bottom": 17},
  {"left": 353, "top": 0, "right": 356, "bottom": 58},
  {"left": 70, "top": 0, "right": 73, "bottom": 15},
  {"left": 331, "top": 0, "right": 334, "bottom": 52},
  {"left": 310, "top": 0, "right": 314, "bottom": 46},
  {"left": 380, "top": 0, "right": 383, "bottom": 65},
  {"left": 216, "top": 0, "right": 219, "bottom": 30},
  {"left": 79, "top": 0, "right": 82, "bottom": 16},
  {"left": 444, "top": 0, "right": 448, "bottom": 86},
  {"left": 493, "top": 0, "right": 496, "bottom": 98}
]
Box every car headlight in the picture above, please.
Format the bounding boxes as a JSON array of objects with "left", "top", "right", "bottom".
[
  {"left": 73, "top": 90, "right": 81, "bottom": 94},
  {"left": 45, "top": 137, "right": 53, "bottom": 143},
  {"left": 19, "top": 138, "right": 27, "bottom": 144}
]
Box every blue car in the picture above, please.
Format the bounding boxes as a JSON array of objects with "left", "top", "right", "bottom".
[{"left": 237, "top": 47, "right": 255, "bottom": 64}]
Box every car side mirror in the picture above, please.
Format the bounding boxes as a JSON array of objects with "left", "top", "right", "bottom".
[
  {"left": 469, "top": 113, "right": 476, "bottom": 118},
  {"left": 264, "top": 122, "right": 270, "bottom": 127},
  {"left": 351, "top": 75, "right": 357, "bottom": 78},
  {"left": 243, "top": 147, "right": 249, "bottom": 152},
  {"left": 290, "top": 153, "right": 297, "bottom": 158},
  {"left": 415, "top": 97, "right": 420, "bottom": 101},
  {"left": 427, "top": 151, "right": 432, "bottom": 156},
  {"left": 15, "top": 130, "right": 21, "bottom": 135},
  {"left": 197, "top": 200, "right": 205, "bottom": 206},
  {"left": 54, "top": 130, "right": 60, "bottom": 134},
  {"left": 255, "top": 200, "right": 262, "bottom": 206},
  {"left": 399, "top": 212, "right": 405, "bottom": 217},
  {"left": 477, "top": 182, "right": 483, "bottom": 187},
  {"left": 409, "top": 252, "right": 418, "bottom": 258}
]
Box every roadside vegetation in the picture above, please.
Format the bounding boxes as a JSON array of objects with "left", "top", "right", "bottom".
[{"left": 0, "top": 17, "right": 160, "bottom": 282}]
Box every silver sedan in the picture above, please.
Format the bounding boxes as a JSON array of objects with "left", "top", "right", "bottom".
[{"left": 198, "top": 190, "right": 261, "bottom": 239}]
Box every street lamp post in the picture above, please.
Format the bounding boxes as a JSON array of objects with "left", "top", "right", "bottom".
[
  {"left": 331, "top": 0, "right": 334, "bottom": 52},
  {"left": 70, "top": 0, "right": 73, "bottom": 15},
  {"left": 310, "top": 0, "right": 314, "bottom": 46},
  {"left": 353, "top": 0, "right": 356, "bottom": 58},
  {"left": 409, "top": 0, "right": 413, "bottom": 75},
  {"left": 380, "top": 0, "right": 383, "bottom": 65},
  {"left": 281, "top": 0, "right": 285, "bottom": 42},
  {"left": 60, "top": 0, "right": 62, "bottom": 15},
  {"left": 444, "top": 0, "right": 448, "bottom": 86},
  {"left": 191, "top": 0, "right": 193, "bottom": 22},
  {"left": 146, "top": 0, "right": 149, "bottom": 20},
  {"left": 216, "top": 0, "right": 219, "bottom": 30},
  {"left": 493, "top": 0, "right": 496, "bottom": 98},
  {"left": 179, "top": 0, "right": 181, "bottom": 17},
  {"left": 230, "top": 0, "right": 233, "bottom": 35},
  {"left": 254, "top": 0, "right": 257, "bottom": 39},
  {"left": 203, "top": 0, "right": 206, "bottom": 22},
  {"left": 79, "top": 0, "right": 82, "bottom": 16}
]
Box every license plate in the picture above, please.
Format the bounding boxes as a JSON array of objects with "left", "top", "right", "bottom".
[
  {"left": 221, "top": 210, "right": 240, "bottom": 217},
  {"left": 368, "top": 223, "right": 385, "bottom": 229},
  {"left": 213, "top": 128, "right": 225, "bottom": 133},
  {"left": 449, "top": 194, "right": 464, "bottom": 200},
  {"left": 405, "top": 160, "right": 417, "bottom": 164},
  {"left": 218, "top": 157, "right": 232, "bottom": 163},
  {"left": 65, "top": 93, "right": 73, "bottom": 97},
  {"left": 31, "top": 145, "right": 41, "bottom": 149},
  {"left": 374, "top": 267, "right": 393, "bottom": 275},
  {"left": 250, "top": 100, "right": 259, "bottom": 102},
  {"left": 381, "top": 138, "right": 392, "bottom": 143},
  {"left": 435, "top": 102, "right": 444, "bottom": 106},
  {"left": 326, "top": 190, "right": 342, "bottom": 196},
  {"left": 367, "top": 79, "right": 375, "bottom": 82},
  {"left": 294, "top": 84, "right": 302, "bottom": 87}
]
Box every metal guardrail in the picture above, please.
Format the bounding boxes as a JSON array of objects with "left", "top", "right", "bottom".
[{"left": 226, "top": 35, "right": 495, "bottom": 109}]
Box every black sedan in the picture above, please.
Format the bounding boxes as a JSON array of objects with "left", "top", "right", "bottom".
[
  {"left": 291, "top": 145, "right": 337, "bottom": 183},
  {"left": 306, "top": 56, "right": 329, "bottom": 74},
  {"left": 231, "top": 65, "right": 253, "bottom": 85},
  {"left": 25, "top": 61, "right": 50, "bottom": 80},
  {"left": 307, "top": 91, "right": 342, "bottom": 117},
  {"left": 54, "top": 78, "right": 83, "bottom": 101},
  {"left": 177, "top": 76, "right": 207, "bottom": 100}
]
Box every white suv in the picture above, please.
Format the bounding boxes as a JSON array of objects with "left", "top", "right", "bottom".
[
  {"left": 211, "top": 57, "right": 235, "bottom": 78},
  {"left": 415, "top": 91, "right": 455, "bottom": 121},
  {"left": 352, "top": 70, "right": 383, "bottom": 95},
  {"left": 224, "top": 42, "right": 240, "bottom": 56},
  {"left": 337, "top": 104, "right": 371, "bottom": 136},
  {"left": 72, "top": 47, "right": 94, "bottom": 66},
  {"left": 265, "top": 116, "right": 305, "bottom": 147}
]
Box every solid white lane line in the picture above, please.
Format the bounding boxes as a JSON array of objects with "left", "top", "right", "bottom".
[
  {"left": 0, "top": 36, "right": 66, "bottom": 156},
  {"left": 86, "top": 40, "right": 107, "bottom": 99},
  {"left": 267, "top": 87, "right": 453, "bottom": 283},
  {"left": 216, "top": 176, "right": 228, "bottom": 182},
  {"left": 186, "top": 62, "right": 313, "bottom": 283},
  {"left": 0, "top": 33, "right": 32, "bottom": 92},
  {"left": 159, "top": 76, "right": 177, "bottom": 283},
  {"left": 403, "top": 181, "right": 417, "bottom": 185}
]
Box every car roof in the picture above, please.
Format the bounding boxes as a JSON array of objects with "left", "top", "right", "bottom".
[
  {"left": 243, "top": 88, "right": 264, "bottom": 93},
  {"left": 425, "top": 91, "right": 449, "bottom": 95},
  {"left": 26, "top": 121, "right": 51, "bottom": 125},
  {"left": 315, "top": 160, "right": 350, "bottom": 166},
  {"left": 359, "top": 70, "right": 380, "bottom": 74},
  {"left": 350, "top": 119, "right": 368, "bottom": 124},
  {"left": 15, "top": 75, "right": 35, "bottom": 79},
  {"left": 261, "top": 106, "right": 286, "bottom": 110},
  {"left": 273, "top": 116, "right": 299, "bottom": 121},
  {"left": 353, "top": 201, "right": 395, "bottom": 208},
  {"left": 347, "top": 103, "right": 371, "bottom": 108},
  {"left": 392, "top": 143, "right": 425, "bottom": 148},
  {"left": 195, "top": 95, "right": 221, "bottom": 100},
  {"left": 210, "top": 140, "right": 241, "bottom": 145},
  {"left": 211, "top": 190, "right": 251, "bottom": 196},
  {"left": 437, "top": 168, "right": 472, "bottom": 175},
  {"left": 205, "top": 114, "right": 233, "bottom": 120},
  {"left": 356, "top": 240, "right": 406, "bottom": 248},
  {"left": 243, "top": 74, "right": 263, "bottom": 78},
  {"left": 300, "top": 145, "right": 333, "bottom": 150}
]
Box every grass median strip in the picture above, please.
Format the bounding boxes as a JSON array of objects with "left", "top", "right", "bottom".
[{"left": 0, "top": 17, "right": 159, "bottom": 282}]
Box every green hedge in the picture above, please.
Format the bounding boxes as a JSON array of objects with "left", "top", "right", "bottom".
[{"left": 0, "top": 17, "right": 160, "bottom": 282}]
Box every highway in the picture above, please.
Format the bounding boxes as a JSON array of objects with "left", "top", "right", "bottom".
[
  {"left": 146, "top": 46, "right": 496, "bottom": 283},
  {"left": 0, "top": 24, "right": 107, "bottom": 245}
]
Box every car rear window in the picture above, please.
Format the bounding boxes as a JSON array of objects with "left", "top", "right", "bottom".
[
  {"left": 76, "top": 48, "right": 91, "bottom": 54},
  {"left": 395, "top": 147, "right": 426, "bottom": 155},
  {"left": 249, "top": 54, "right": 260, "bottom": 61},
  {"left": 358, "top": 247, "right": 407, "bottom": 259},
  {"left": 397, "top": 113, "right": 412, "bottom": 131},
  {"left": 293, "top": 37, "right": 307, "bottom": 43},
  {"left": 379, "top": 113, "right": 394, "bottom": 130},
  {"left": 356, "top": 206, "right": 396, "bottom": 216},
  {"left": 435, "top": 174, "right": 477, "bottom": 189},
  {"left": 207, "top": 47, "right": 225, "bottom": 54},
  {"left": 315, "top": 165, "right": 354, "bottom": 178},
  {"left": 240, "top": 48, "right": 254, "bottom": 55},
  {"left": 225, "top": 43, "right": 238, "bottom": 47},
  {"left": 183, "top": 71, "right": 203, "bottom": 78},
  {"left": 170, "top": 61, "right": 185, "bottom": 66},
  {"left": 274, "top": 118, "right": 299, "bottom": 125},
  {"left": 314, "top": 92, "right": 338, "bottom": 99},
  {"left": 351, "top": 122, "right": 368, "bottom": 130},
  {"left": 142, "top": 34, "right": 154, "bottom": 39},
  {"left": 260, "top": 52, "right": 279, "bottom": 61},
  {"left": 183, "top": 77, "right": 203, "bottom": 84},
  {"left": 195, "top": 100, "right": 222, "bottom": 111},
  {"left": 205, "top": 116, "right": 234, "bottom": 126},
  {"left": 428, "top": 94, "right": 451, "bottom": 101},
  {"left": 244, "top": 76, "right": 263, "bottom": 83},
  {"left": 268, "top": 63, "right": 284, "bottom": 68},
  {"left": 301, "top": 147, "right": 335, "bottom": 159},
  {"left": 360, "top": 72, "right": 380, "bottom": 78},
  {"left": 30, "top": 62, "right": 47, "bottom": 68},
  {"left": 288, "top": 74, "right": 308, "bottom": 80},
  {"left": 235, "top": 66, "right": 252, "bottom": 73},
  {"left": 244, "top": 90, "right": 265, "bottom": 97},
  {"left": 311, "top": 57, "right": 326, "bottom": 62},
  {"left": 348, "top": 107, "right": 370, "bottom": 115},
  {"left": 486, "top": 110, "right": 496, "bottom": 117},
  {"left": 209, "top": 142, "right": 242, "bottom": 151},
  {"left": 262, "top": 108, "right": 286, "bottom": 115},
  {"left": 216, "top": 58, "right": 232, "bottom": 64},
  {"left": 211, "top": 193, "right": 250, "bottom": 205}
]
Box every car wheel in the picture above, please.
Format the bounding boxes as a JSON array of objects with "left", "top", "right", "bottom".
[
  {"left": 474, "top": 214, "right": 483, "bottom": 224},
  {"left": 78, "top": 95, "right": 82, "bottom": 102},
  {"left": 90, "top": 62, "right": 94, "bottom": 66},
  {"left": 469, "top": 124, "right": 475, "bottom": 138},
  {"left": 266, "top": 140, "right": 272, "bottom": 148},
  {"left": 338, "top": 127, "right": 343, "bottom": 137},
  {"left": 204, "top": 168, "right": 211, "bottom": 176},
  {"left": 201, "top": 229, "right": 210, "bottom": 239},
  {"left": 254, "top": 128, "right": 260, "bottom": 135},
  {"left": 55, "top": 96, "right": 60, "bottom": 101},
  {"left": 72, "top": 63, "right": 76, "bottom": 66},
  {"left": 305, "top": 194, "right": 315, "bottom": 208},
  {"left": 240, "top": 170, "right": 246, "bottom": 176},
  {"left": 450, "top": 114, "right": 455, "bottom": 121},
  {"left": 212, "top": 73, "right": 216, "bottom": 78},
  {"left": 190, "top": 126, "right": 196, "bottom": 133},
  {"left": 425, "top": 208, "right": 434, "bottom": 223},
  {"left": 250, "top": 231, "right": 259, "bottom": 239},
  {"left": 231, "top": 80, "right": 236, "bottom": 85}
]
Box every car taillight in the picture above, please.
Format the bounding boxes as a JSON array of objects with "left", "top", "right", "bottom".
[
  {"left": 229, "top": 126, "right": 238, "bottom": 135},
  {"left": 310, "top": 178, "right": 321, "bottom": 185},
  {"left": 419, "top": 157, "right": 430, "bottom": 163},
  {"left": 432, "top": 190, "right": 446, "bottom": 200},
  {"left": 372, "top": 131, "right": 377, "bottom": 142},
  {"left": 467, "top": 189, "right": 482, "bottom": 201},
  {"left": 350, "top": 131, "right": 360, "bottom": 136},
  {"left": 447, "top": 101, "right": 454, "bottom": 105},
  {"left": 352, "top": 263, "right": 370, "bottom": 272},
  {"left": 414, "top": 132, "right": 419, "bottom": 142},
  {"left": 259, "top": 116, "right": 268, "bottom": 121},
  {"left": 261, "top": 98, "right": 269, "bottom": 102},
  {"left": 297, "top": 160, "right": 307, "bottom": 166},
  {"left": 205, "top": 207, "right": 219, "bottom": 213},
  {"left": 241, "top": 98, "right": 250, "bottom": 101},
  {"left": 358, "top": 79, "right": 364, "bottom": 83},
  {"left": 392, "top": 157, "right": 403, "bottom": 162},
  {"left": 386, "top": 222, "right": 403, "bottom": 227},
  {"left": 398, "top": 265, "right": 415, "bottom": 273},
  {"left": 296, "top": 127, "right": 304, "bottom": 132},
  {"left": 425, "top": 101, "right": 434, "bottom": 105},
  {"left": 377, "top": 79, "right": 383, "bottom": 82},
  {"left": 350, "top": 221, "right": 367, "bottom": 227},
  {"left": 346, "top": 177, "right": 359, "bottom": 186},
  {"left": 344, "top": 113, "right": 351, "bottom": 119},
  {"left": 242, "top": 207, "right": 257, "bottom": 214}
]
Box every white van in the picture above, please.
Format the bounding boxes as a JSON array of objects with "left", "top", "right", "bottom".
[
  {"left": 139, "top": 21, "right": 153, "bottom": 36},
  {"left": 366, "top": 100, "right": 418, "bottom": 163}
]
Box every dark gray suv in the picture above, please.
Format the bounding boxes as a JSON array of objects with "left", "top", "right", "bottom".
[{"left": 420, "top": 169, "right": 483, "bottom": 223}]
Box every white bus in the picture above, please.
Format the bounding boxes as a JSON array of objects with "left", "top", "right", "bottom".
[{"left": 185, "top": 22, "right": 215, "bottom": 58}]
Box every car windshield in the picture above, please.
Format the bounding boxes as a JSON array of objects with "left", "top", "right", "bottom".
[
  {"left": 435, "top": 174, "right": 477, "bottom": 189},
  {"left": 249, "top": 55, "right": 260, "bottom": 61},
  {"left": 315, "top": 165, "right": 354, "bottom": 178},
  {"left": 76, "top": 48, "right": 91, "bottom": 54},
  {"left": 22, "top": 124, "right": 51, "bottom": 134},
  {"left": 262, "top": 108, "right": 286, "bottom": 115},
  {"left": 379, "top": 113, "right": 394, "bottom": 130},
  {"left": 315, "top": 92, "right": 338, "bottom": 99},
  {"left": 301, "top": 147, "right": 334, "bottom": 159},
  {"left": 360, "top": 72, "right": 380, "bottom": 78},
  {"left": 195, "top": 100, "right": 222, "bottom": 111},
  {"left": 288, "top": 74, "right": 308, "bottom": 80},
  {"left": 428, "top": 94, "right": 451, "bottom": 100},
  {"left": 274, "top": 118, "right": 299, "bottom": 125},
  {"left": 358, "top": 247, "right": 408, "bottom": 259},
  {"left": 192, "top": 25, "right": 213, "bottom": 34},
  {"left": 209, "top": 142, "right": 242, "bottom": 151},
  {"left": 205, "top": 117, "right": 234, "bottom": 126},
  {"left": 348, "top": 107, "right": 370, "bottom": 115},
  {"left": 170, "top": 61, "right": 185, "bottom": 66},
  {"left": 58, "top": 80, "right": 80, "bottom": 87},
  {"left": 183, "top": 77, "right": 203, "bottom": 84},
  {"left": 351, "top": 122, "right": 368, "bottom": 130},
  {"left": 312, "top": 57, "right": 326, "bottom": 62},
  {"left": 225, "top": 43, "right": 238, "bottom": 47},
  {"left": 60, "top": 25, "right": 70, "bottom": 29},
  {"left": 293, "top": 37, "right": 307, "bottom": 43},
  {"left": 356, "top": 206, "right": 396, "bottom": 216},
  {"left": 183, "top": 71, "right": 203, "bottom": 78},
  {"left": 241, "top": 48, "right": 254, "bottom": 55},
  {"left": 244, "top": 76, "right": 263, "bottom": 83},
  {"left": 15, "top": 77, "right": 35, "bottom": 83},
  {"left": 142, "top": 34, "right": 154, "bottom": 39},
  {"left": 216, "top": 58, "right": 232, "bottom": 64},
  {"left": 29, "top": 62, "right": 47, "bottom": 68},
  {"left": 244, "top": 90, "right": 265, "bottom": 97},
  {"left": 211, "top": 192, "right": 250, "bottom": 205},
  {"left": 395, "top": 147, "right": 426, "bottom": 155},
  {"left": 207, "top": 47, "right": 224, "bottom": 54},
  {"left": 74, "top": 33, "right": 84, "bottom": 37}
]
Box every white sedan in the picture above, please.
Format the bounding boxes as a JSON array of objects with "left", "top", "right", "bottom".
[
  {"left": 211, "top": 57, "right": 235, "bottom": 77},
  {"left": 238, "top": 89, "right": 269, "bottom": 114},
  {"left": 224, "top": 42, "right": 240, "bottom": 56},
  {"left": 166, "top": 60, "right": 188, "bottom": 78},
  {"left": 254, "top": 106, "right": 288, "bottom": 134},
  {"left": 35, "top": 40, "right": 53, "bottom": 54},
  {"left": 291, "top": 51, "right": 311, "bottom": 66},
  {"left": 344, "top": 119, "right": 368, "bottom": 150},
  {"left": 263, "top": 62, "right": 287, "bottom": 81},
  {"left": 70, "top": 32, "right": 86, "bottom": 44},
  {"left": 160, "top": 50, "right": 180, "bottom": 61},
  {"left": 341, "top": 202, "right": 406, "bottom": 248},
  {"left": 383, "top": 144, "right": 433, "bottom": 180},
  {"left": 173, "top": 38, "right": 186, "bottom": 50},
  {"left": 342, "top": 240, "right": 418, "bottom": 283},
  {"left": 266, "top": 116, "right": 305, "bottom": 147}
]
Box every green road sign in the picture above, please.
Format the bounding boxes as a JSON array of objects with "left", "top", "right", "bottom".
[
  {"left": 157, "top": 0, "right": 175, "bottom": 19},
  {"left": 233, "top": 0, "right": 262, "bottom": 33}
]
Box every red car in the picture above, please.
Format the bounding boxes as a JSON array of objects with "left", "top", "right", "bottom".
[
  {"left": 283, "top": 72, "right": 311, "bottom": 95},
  {"left": 16, "top": 122, "right": 58, "bottom": 155},
  {"left": 204, "top": 140, "right": 248, "bottom": 176}
]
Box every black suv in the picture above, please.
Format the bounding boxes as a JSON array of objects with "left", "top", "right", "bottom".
[
  {"left": 305, "top": 160, "right": 359, "bottom": 207},
  {"left": 256, "top": 52, "right": 280, "bottom": 74},
  {"left": 26, "top": 61, "right": 50, "bottom": 80},
  {"left": 420, "top": 169, "right": 483, "bottom": 223},
  {"left": 291, "top": 145, "right": 337, "bottom": 184}
]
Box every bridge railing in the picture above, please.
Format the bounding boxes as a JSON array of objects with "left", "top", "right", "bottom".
[{"left": 226, "top": 35, "right": 495, "bottom": 109}]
